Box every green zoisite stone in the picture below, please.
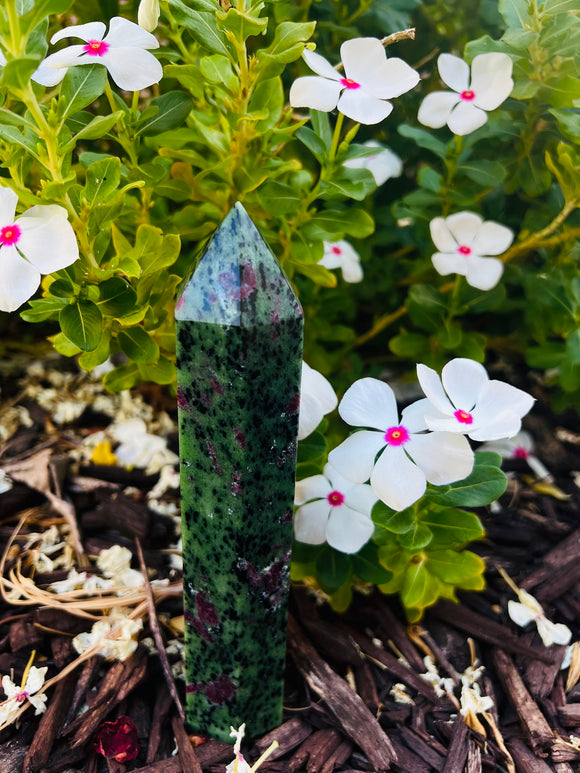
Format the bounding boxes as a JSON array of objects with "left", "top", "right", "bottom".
[{"left": 175, "top": 203, "right": 303, "bottom": 741}]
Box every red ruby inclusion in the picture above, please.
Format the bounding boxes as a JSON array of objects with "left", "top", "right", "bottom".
[
  {"left": 0, "top": 224, "right": 21, "bottom": 245},
  {"left": 327, "top": 490, "right": 345, "bottom": 506},
  {"left": 385, "top": 426, "right": 410, "bottom": 445},
  {"left": 83, "top": 39, "right": 110, "bottom": 56},
  {"left": 340, "top": 78, "right": 361, "bottom": 90}
]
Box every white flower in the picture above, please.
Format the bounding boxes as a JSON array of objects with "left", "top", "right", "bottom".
[
  {"left": 73, "top": 610, "right": 143, "bottom": 661},
  {"left": 0, "top": 51, "right": 6, "bottom": 67},
  {"left": 109, "top": 418, "right": 178, "bottom": 473},
  {"left": 298, "top": 362, "right": 338, "bottom": 440},
  {"left": 32, "top": 17, "right": 162, "bottom": 91},
  {"left": 429, "top": 211, "right": 513, "bottom": 291},
  {"left": 508, "top": 589, "right": 572, "bottom": 648},
  {"left": 418, "top": 52, "right": 513, "bottom": 135},
  {"left": 290, "top": 38, "right": 419, "bottom": 125},
  {"left": 97, "top": 545, "right": 144, "bottom": 589},
  {"left": 0, "top": 470, "right": 13, "bottom": 494},
  {"left": 294, "top": 463, "right": 377, "bottom": 553},
  {"left": 49, "top": 567, "right": 113, "bottom": 593},
  {"left": 479, "top": 431, "right": 552, "bottom": 480},
  {"left": 138, "top": 0, "right": 160, "bottom": 32},
  {"left": 459, "top": 681, "right": 494, "bottom": 717},
  {"left": 416, "top": 358, "right": 534, "bottom": 442},
  {"left": 1, "top": 666, "right": 48, "bottom": 725},
  {"left": 328, "top": 377, "right": 474, "bottom": 511},
  {"left": 344, "top": 140, "right": 403, "bottom": 185},
  {"left": 319, "top": 240, "right": 363, "bottom": 283},
  {"left": 0, "top": 188, "right": 79, "bottom": 313},
  {"left": 419, "top": 656, "right": 456, "bottom": 698}
]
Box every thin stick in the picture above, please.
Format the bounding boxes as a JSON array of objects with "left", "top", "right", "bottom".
[{"left": 135, "top": 537, "right": 186, "bottom": 724}]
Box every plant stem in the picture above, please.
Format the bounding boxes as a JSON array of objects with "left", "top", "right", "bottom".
[{"left": 328, "top": 112, "right": 344, "bottom": 163}]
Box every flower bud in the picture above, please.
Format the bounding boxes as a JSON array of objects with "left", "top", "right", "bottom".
[{"left": 138, "top": 0, "right": 160, "bottom": 32}]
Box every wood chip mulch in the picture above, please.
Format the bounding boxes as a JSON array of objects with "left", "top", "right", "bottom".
[{"left": 0, "top": 362, "right": 579, "bottom": 772}]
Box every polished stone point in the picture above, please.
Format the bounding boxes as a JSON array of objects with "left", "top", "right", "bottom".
[{"left": 175, "top": 203, "right": 303, "bottom": 741}]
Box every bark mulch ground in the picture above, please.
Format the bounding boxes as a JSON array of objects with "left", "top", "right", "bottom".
[{"left": 0, "top": 355, "right": 579, "bottom": 772}]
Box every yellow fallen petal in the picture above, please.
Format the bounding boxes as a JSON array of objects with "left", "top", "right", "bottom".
[{"left": 91, "top": 440, "right": 118, "bottom": 466}]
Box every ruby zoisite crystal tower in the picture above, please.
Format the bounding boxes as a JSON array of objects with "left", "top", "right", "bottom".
[{"left": 175, "top": 203, "right": 303, "bottom": 741}]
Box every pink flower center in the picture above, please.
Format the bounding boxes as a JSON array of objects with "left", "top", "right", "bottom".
[
  {"left": 513, "top": 446, "right": 528, "bottom": 459},
  {"left": 15, "top": 690, "right": 28, "bottom": 703},
  {"left": 460, "top": 89, "right": 476, "bottom": 101},
  {"left": 0, "top": 224, "right": 21, "bottom": 245},
  {"left": 331, "top": 246, "right": 342, "bottom": 255},
  {"left": 454, "top": 409, "right": 473, "bottom": 425},
  {"left": 340, "top": 78, "right": 361, "bottom": 90},
  {"left": 457, "top": 244, "right": 472, "bottom": 255},
  {"left": 327, "top": 490, "right": 345, "bottom": 507},
  {"left": 83, "top": 39, "right": 109, "bottom": 57},
  {"left": 385, "top": 426, "right": 410, "bottom": 446}
]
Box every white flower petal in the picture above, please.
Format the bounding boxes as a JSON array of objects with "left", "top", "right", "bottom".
[
  {"left": 31, "top": 46, "right": 87, "bottom": 86},
  {"left": 416, "top": 364, "right": 455, "bottom": 414},
  {"left": 326, "top": 506, "right": 374, "bottom": 553},
  {"left": 24, "top": 666, "right": 47, "bottom": 694},
  {"left": 468, "top": 381, "right": 534, "bottom": 441},
  {"left": 0, "top": 245, "right": 41, "bottom": 312},
  {"left": 470, "top": 221, "right": 514, "bottom": 256},
  {"left": 406, "top": 431, "right": 474, "bottom": 485},
  {"left": 400, "top": 399, "right": 431, "bottom": 433},
  {"left": 432, "top": 251, "right": 468, "bottom": 278},
  {"left": 536, "top": 618, "right": 572, "bottom": 647},
  {"left": 418, "top": 91, "right": 460, "bottom": 128},
  {"left": 16, "top": 205, "right": 79, "bottom": 273},
  {"left": 298, "top": 390, "right": 325, "bottom": 440},
  {"left": 438, "top": 53, "right": 470, "bottom": 93},
  {"left": 320, "top": 240, "right": 363, "bottom": 282},
  {"left": 341, "top": 38, "right": 387, "bottom": 90},
  {"left": 470, "top": 53, "right": 513, "bottom": 110},
  {"left": 344, "top": 141, "right": 402, "bottom": 185},
  {"left": 51, "top": 21, "right": 106, "bottom": 45},
  {"left": 429, "top": 217, "right": 459, "bottom": 253},
  {"left": 302, "top": 48, "right": 341, "bottom": 80},
  {"left": 342, "top": 481, "right": 378, "bottom": 516},
  {"left": 339, "top": 377, "right": 398, "bottom": 430},
  {"left": 328, "top": 430, "right": 386, "bottom": 484},
  {"left": 298, "top": 363, "right": 337, "bottom": 440},
  {"left": 324, "top": 463, "right": 354, "bottom": 495},
  {"left": 0, "top": 187, "right": 18, "bottom": 224},
  {"left": 371, "top": 445, "right": 426, "bottom": 511},
  {"left": 289, "top": 75, "right": 342, "bottom": 112},
  {"left": 105, "top": 16, "right": 159, "bottom": 49},
  {"left": 0, "top": 50, "right": 6, "bottom": 67},
  {"left": 447, "top": 101, "right": 488, "bottom": 135},
  {"left": 445, "top": 211, "right": 483, "bottom": 247},
  {"left": 295, "top": 474, "right": 331, "bottom": 505},
  {"left": 337, "top": 89, "right": 392, "bottom": 125},
  {"left": 441, "top": 358, "right": 488, "bottom": 411},
  {"left": 508, "top": 600, "right": 537, "bottom": 627},
  {"left": 464, "top": 255, "right": 504, "bottom": 290},
  {"left": 294, "top": 500, "right": 330, "bottom": 545},
  {"left": 98, "top": 46, "right": 162, "bottom": 90}
]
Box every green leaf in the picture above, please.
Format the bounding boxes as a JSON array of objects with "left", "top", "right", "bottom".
[
  {"left": 98, "top": 277, "right": 137, "bottom": 316},
  {"left": 389, "top": 332, "right": 430, "bottom": 361},
  {"left": 199, "top": 55, "right": 237, "bottom": 91},
  {"left": 320, "top": 168, "right": 376, "bottom": 201},
  {"left": 255, "top": 21, "right": 315, "bottom": 78},
  {"left": 352, "top": 542, "right": 392, "bottom": 585},
  {"left": 60, "top": 299, "right": 103, "bottom": 352},
  {"left": 550, "top": 109, "right": 580, "bottom": 143},
  {"left": 167, "top": 0, "right": 218, "bottom": 11},
  {"left": 372, "top": 501, "right": 415, "bottom": 536},
  {"left": 59, "top": 65, "right": 107, "bottom": 120},
  {"left": 310, "top": 110, "right": 332, "bottom": 149},
  {"left": 118, "top": 326, "right": 159, "bottom": 363},
  {"left": 138, "top": 356, "right": 176, "bottom": 385},
  {"left": 541, "top": 0, "right": 578, "bottom": 14},
  {"left": 0, "top": 57, "right": 41, "bottom": 90},
  {"left": 498, "top": 0, "right": 533, "bottom": 27},
  {"left": 297, "top": 431, "right": 326, "bottom": 463},
  {"left": 102, "top": 363, "right": 140, "bottom": 392},
  {"left": 20, "top": 297, "right": 67, "bottom": 322},
  {"left": 296, "top": 127, "right": 327, "bottom": 161},
  {"left": 82, "top": 157, "right": 122, "bottom": 206},
  {"left": 257, "top": 181, "right": 301, "bottom": 216},
  {"left": 169, "top": 5, "right": 232, "bottom": 58},
  {"left": 427, "top": 549, "right": 485, "bottom": 584},
  {"left": 66, "top": 111, "right": 123, "bottom": 145},
  {"left": 136, "top": 92, "right": 194, "bottom": 136},
  {"left": 315, "top": 547, "right": 351, "bottom": 593},
  {"left": 423, "top": 507, "right": 484, "bottom": 549},
  {"left": 248, "top": 77, "right": 284, "bottom": 132},
  {"left": 401, "top": 562, "right": 440, "bottom": 611},
  {"left": 398, "top": 124, "right": 448, "bottom": 159},
  {"left": 78, "top": 328, "right": 111, "bottom": 371},
  {"left": 293, "top": 262, "right": 337, "bottom": 287},
  {"left": 216, "top": 6, "right": 268, "bottom": 37},
  {"left": 0, "top": 125, "right": 40, "bottom": 157},
  {"left": 398, "top": 523, "right": 433, "bottom": 550},
  {"left": 303, "top": 208, "right": 374, "bottom": 240},
  {"left": 407, "top": 285, "right": 447, "bottom": 331},
  {"left": 429, "top": 452, "right": 507, "bottom": 507},
  {"left": 459, "top": 160, "right": 507, "bottom": 187}
]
